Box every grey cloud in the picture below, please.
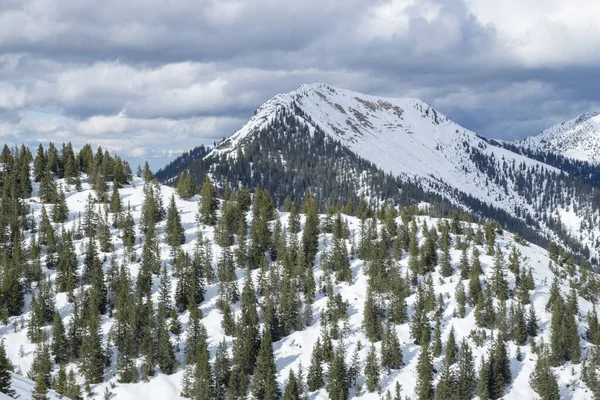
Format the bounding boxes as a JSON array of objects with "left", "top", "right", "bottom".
[{"left": 0, "top": 0, "right": 599, "bottom": 170}]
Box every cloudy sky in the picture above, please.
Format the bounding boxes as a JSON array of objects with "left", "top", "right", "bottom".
[{"left": 2, "top": 0, "right": 600, "bottom": 169}]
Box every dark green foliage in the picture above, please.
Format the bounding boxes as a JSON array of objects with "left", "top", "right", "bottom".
[
  {"left": 233, "top": 271, "right": 260, "bottom": 375},
  {"left": 177, "top": 171, "right": 196, "bottom": 199},
  {"left": 415, "top": 342, "right": 434, "bottom": 400},
  {"left": 326, "top": 345, "right": 349, "bottom": 400},
  {"left": 283, "top": 369, "right": 301, "bottom": 400},
  {"left": 32, "top": 371, "right": 49, "bottom": 400},
  {"left": 302, "top": 192, "right": 320, "bottom": 267},
  {"left": 530, "top": 356, "right": 560, "bottom": 400},
  {"left": 381, "top": 319, "right": 403, "bottom": 371},
  {"left": 364, "top": 344, "right": 380, "bottom": 392},
  {"left": 252, "top": 330, "right": 281, "bottom": 400},
  {"left": 549, "top": 294, "right": 580, "bottom": 365},
  {"left": 166, "top": 195, "right": 186, "bottom": 248},
  {"left": 0, "top": 339, "right": 15, "bottom": 397},
  {"left": 456, "top": 340, "right": 477, "bottom": 400},
  {"left": 198, "top": 176, "right": 218, "bottom": 226},
  {"left": 307, "top": 339, "right": 324, "bottom": 391}
]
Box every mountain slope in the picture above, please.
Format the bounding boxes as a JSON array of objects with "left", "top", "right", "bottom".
[
  {"left": 179, "top": 83, "right": 600, "bottom": 261},
  {"left": 213, "top": 83, "right": 559, "bottom": 205},
  {"left": 516, "top": 112, "right": 600, "bottom": 162},
  {"left": 4, "top": 174, "right": 600, "bottom": 399}
]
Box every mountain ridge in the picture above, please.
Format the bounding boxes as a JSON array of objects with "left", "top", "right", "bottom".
[{"left": 516, "top": 111, "right": 600, "bottom": 163}]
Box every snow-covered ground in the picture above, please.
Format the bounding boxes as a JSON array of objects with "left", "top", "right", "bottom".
[
  {"left": 517, "top": 112, "right": 600, "bottom": 163},
  {"left": 1, "top": 176, "right": 598, "bottom": 399}
]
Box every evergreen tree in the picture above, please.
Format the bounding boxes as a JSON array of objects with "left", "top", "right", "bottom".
[
  {"left": 326, "top": 345, "right": 349, "bottom": 400},
  {"left": 252, "top": 330, "right": 281, "bottom": 400},
  {"left": 364, "top": 344, "right": 380, "bottom": 393},
  {"left": 198, "top": 176, "right": 218, "bottom": 226},
  {"left": 491, "top": 245, "right": 508, "bottom": 300},
  {"left": 32, "top": 371, "right": 49, "bottom": 400},
  {"left": 213, "top": 339, "right": 231, "bottom": 400},
  {"left": 456, "top": 340, "right": 477, "bottom": 400},
  {"left": 301, "top": 192, "right": 320, "bottom": 267},
  {"left": 307, "top": 339, "right": 324, "bottom": 391},
  {"left": 530, "top": 356, "right": 560, "bottom": 400},
  {"left": 233, "top": 270, "right": 260, "bottom": 375},
  {"left": 166, "top": 195, "right": 186, "bottom": 248},
  {"left": 435, "top": 360, "right": 455, "bottom": 400},
  {"left": 415, "top": 342, "right": 434, "bottom": 400},
  {"left": 51, "top": 311, "right": 68, "bottom": 364},
  {"left": 381, "top": 319, "right": 403, "bottom": 371},
  {"left": 283, "top": 369, "right": 301, "bottom": 400},
  {"left": 445, "top": 327, "right": 458, "bottom": 365},
  {"left": 0, "top": 339, "right": 15, "bottom": 397},
  {"left": 177, "top": 171, "right": 196, "bottom": 199}
]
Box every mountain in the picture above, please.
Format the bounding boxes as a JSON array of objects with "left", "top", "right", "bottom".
[
  {"left": 516, "top": 112, "right": 600, "bottom": 162},
  {"left": 3, "top": 166, "right": 600, "bottom": 399},
  {"left": 158, "top": 83, "right": 600, "bottom": 261}
]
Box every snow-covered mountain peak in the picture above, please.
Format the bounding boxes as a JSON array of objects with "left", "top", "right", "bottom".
[
  {"left": 209, "top": 83, "right": 558, "bottom": 218},
  {"left": 517, "top": 111, "right": 600, "bottom": 162}
]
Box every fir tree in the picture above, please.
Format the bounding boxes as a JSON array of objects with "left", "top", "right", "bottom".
[
  {"left": 0, "top": 339, "right": 15, "bottom": 397},
  {"left": 32, "top": 371, "right": 49, "bottom": 400},
  {"left": 166, "top": 195, "right": 186, "bottom": 248},
  {"left": 177, "top": 171, "right": 196, "bottom": 200},
  {"left": 530, "top": 356, "right": 559, "bottom": 400},
  {"left": 364, "top": 344, "right": 380, "bottom": 393},
  {"left": 198, "top": 176, "right": 218, "bottom": 226},
  {"left": 252, "top": 330, "right": 281, "bottom": 400},
  {"left": 326, "top": 345, "right": 349, "bottom": 400},
  {"left": 233, "top": 270, "right": 260, "bottom": 375},
  {"left": 307, "top": 339, "right": 324, "bottom": 391},
  {"left": 415, "top": 342, "right": 434, "bottom": 400}
]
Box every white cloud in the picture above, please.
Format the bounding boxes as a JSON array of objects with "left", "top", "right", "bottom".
[{"left": 466, "top": 0, "right": 600, "bottom": 67}]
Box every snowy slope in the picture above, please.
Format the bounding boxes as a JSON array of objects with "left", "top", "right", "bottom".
[
  {"left": 209, "top": 83, "right": 561, "bottom": 221},
  {"left": 517, "top": 112, "right": 600, "bottom": 162},
  {"left": 2, "top": 177, "right": 598, "bottom": 399},
  {"left": 7, "top": 372, "right": 67, "bottom": 399}
]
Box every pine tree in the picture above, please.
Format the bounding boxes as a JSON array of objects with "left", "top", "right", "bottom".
[
  {"left": 455, "top": 280, "right": 467, "bottom": 318},
  {"left": 364, "top": 344, "right": 380, "bottom": 392},
  {"left": 301, "top": 192, "right": 320, "bottom": 267},
  {"left": 530, "top": 356, "right": 559, "bottom": 400},
  {"left": 527, "top": 305, "right": 539, "bottom": 337},
  {"left": 326, "top": 345, "right": 349, "bottom": 400},
  {"left": 198, "top": 176, "right": 218, "bottom": 226},
  {"left": 81, "top": 291, "right": 105, "bottom": 384},
  {"left": 307, "top": 339, "right": 324, "bottom": 391},
  {"left": 445, "top": 327, "right": 458, "bottom": 365},
  {"left": 435, "top": 359, "right": 455, "bottom": 400},
  {"left": 51, "top": 311, "right": 68, "bottom": 364},
  {"left": 156, "top": 303, "right": 177, "bottom": 374},
  {"left": 415, "top": 342, "right": 434, "bottom": 400},
  {"left": 456, "top": 340, "right": 476, "bottom": 400},
  {"left": 381, "top": 319, "right": 403, "bottom": 371},
  {"left": 166, "top": 195, "right": 185, "bottom": 248},
  {"left": 363, "top": 288, "right": 382, "bottom": 342},
  {"left": 0, "top": 339, "right": 15, "bottom": 397},
  {"left": 283, "top": 369, "right": 301, "bottom": 400},
  {"left": 32, "top": 371, "right": 49, "bottom": 400},
  {"left": 252, "top": 330, "right": 281, "bottom": 400},
  {"left": 491, "top": 244, "right": 508, "bottom": 300},
  {"left": 213, "top": 339, "right": 231, "bottom": 400},
  {"left": 52, "top": 185, "right": 69, "bottom": 222},
  {"left": 176, "top": 171, "right": 196, "bottom": 200},
  {"left": 233, "top": 270, "right": 260, "bottom": 375}
]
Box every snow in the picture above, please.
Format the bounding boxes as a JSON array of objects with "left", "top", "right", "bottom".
[
  {"left": 2, "top": 174, "right": 598, "bottom": 399},
  {"left": 517, "top": 112, "right": 600, "bottom": 163},
  {"left": 8, "top": 372, "right": 68, "bottom": 399}
]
